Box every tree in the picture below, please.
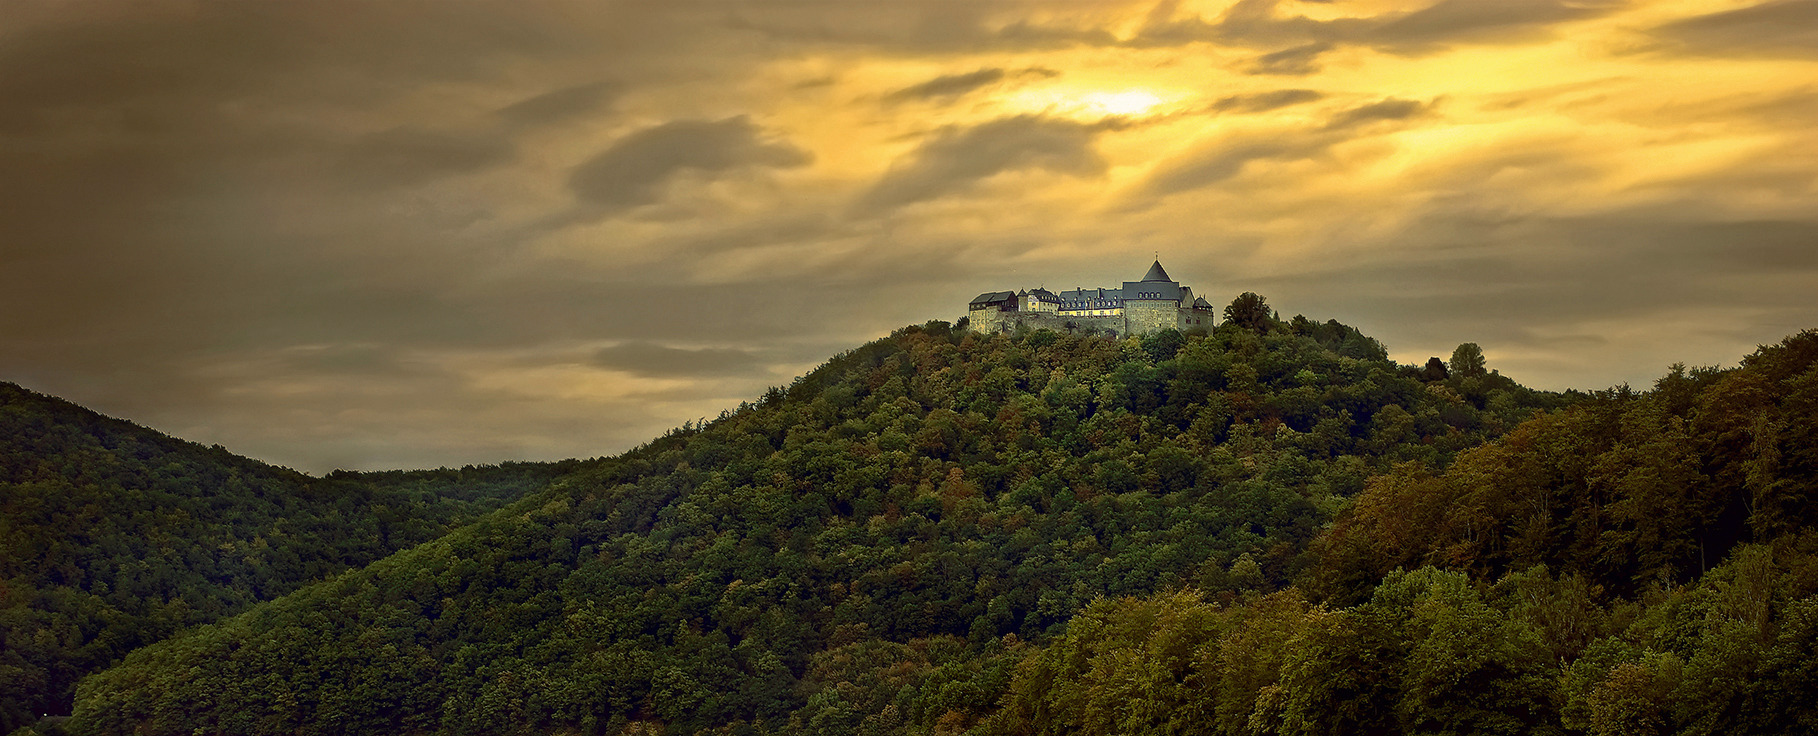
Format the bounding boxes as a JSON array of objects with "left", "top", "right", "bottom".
[
  {"left": 1451, "top": 343, "right": 1486, "bottom": 378},
  {"left": 1224, "top": 292, "right": 1272, "bottom": 334},
  {"left": 1421, "top": 357, "right": 1450, "bottom": 382}
]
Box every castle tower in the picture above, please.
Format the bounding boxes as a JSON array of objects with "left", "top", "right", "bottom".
[{"left": 1121, "top": 260, "right": 1186, "bottom": 335}]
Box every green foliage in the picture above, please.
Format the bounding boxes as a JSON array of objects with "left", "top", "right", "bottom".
[
  {"left": 987, "top": 539, "right": 1818, "bottom": 736},
  {"left": 1450, "top": 343, "right": 1487, "bottom": 379},
  {"left": 61, "top": 319, "right": 1558, "bottom": 735},
  {"left": 1304, "top": 330, "right": 1818, "bottom": 605},
  {"left": 972, "top": 332, "right": 1818, "bottom": 736},
  {"left": 44, "top": 324, "right": 1818, "bottom": 735},
  {"left": 0, "top": 383, "right": 567, "bottom": 731},
  {"left": 1224, "top": 293, "right": 1273, "bottom": 335}
]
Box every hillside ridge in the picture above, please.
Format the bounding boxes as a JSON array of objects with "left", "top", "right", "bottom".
[
  {"left": 55, "top": 315, "right": 1576, "bottom": 735},
  {"left": 0, "top": 381, "right": 572, "bottom": 730}
]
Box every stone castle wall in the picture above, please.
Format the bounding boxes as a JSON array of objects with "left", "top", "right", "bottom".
[
  {"left": 969, "top": 307, "right": 1204, "bottom": 337},
  {"left": 1123, "top": 301, "right": 1178, "bottom": 335}
]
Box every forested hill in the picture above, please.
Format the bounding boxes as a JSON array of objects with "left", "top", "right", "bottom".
[
  {"left": 979, "top": 329, "right": 1818, "bottom": 736},
  {"left": 64, "top": 315, "right": 1569, "bottom": 735},
  {"left": 0, "top": 382, "right": 576, "bottom": 731}
]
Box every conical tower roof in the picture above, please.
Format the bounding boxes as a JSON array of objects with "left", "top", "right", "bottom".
[{"left": 1140, "top": 260, "right": 1172, "bottom": 282}]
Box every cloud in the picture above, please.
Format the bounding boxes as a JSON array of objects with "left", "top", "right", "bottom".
[
  {"left": 1137, "top": 0, "right": 1626, "bottom": 56},
  {"left": 339, "top": 127, "right": 515, "bottom": 189},
  {"left": 1323, "top": 97, "right": 1433, "bottom": 129},
  {"left": 663, "top": 214, "right": 846, "bottom": 255},
  {"left": 887, "top": 69, "right": 1007, "bottom": 102},
  {"left": 3, "top": 0, "right": 1816, "bottom": 475},
  {"left": 1248, "top": 42, "right": 1334, "bottom": 75},
  {"left": 729, "top": 3, "right": 1119, "bottom": 53},
  {"left": 567, "top": 116, "right": 812, "bottom": 214},
  {"left": 1653, "top": 0, "right": 1818, "bottom": 58},
  {"left": 1229, "top": 206, "right": 1818, "bottom": 393},
  {"left": 593, "top": 342, "right": 764, "bottom": 377},
  {"left": 1142, "top": 137, "right": 1327, "bottom": 198},
  {"left": 855, "top": 115, "right": 1108, "bottom": 213},
  {"left": 1139, "top": 98, "right": 1431, "bottom": 199},
  {"left": 1367, "top": 0, "right": 1627, "bottom": 51},
  {"left": 1212, "top": 89, "right": 1324, "bottom": 113},
  {"left": 495, "top": 81, "right": 619, "bottom": 127},
  {"left": 883, "top": 67, "right": 1060, "bottom": 104}
]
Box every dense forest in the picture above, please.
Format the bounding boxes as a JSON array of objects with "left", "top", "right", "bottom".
[
  {"left": 981, "top": 329, "right": 1818, "bottom": 736},
  {"left": 0, "top": 384, "right": 576, "bottom": 731},
  {"left": 49, "top": 306, "right": 1565, "bottom": 735},
  {"left": 9, "top": 302, "right": 1815, "bottom": 736}
]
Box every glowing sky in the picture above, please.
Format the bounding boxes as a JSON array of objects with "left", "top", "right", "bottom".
[{"left": 3, "top": 0, "right": 1815, "bottom": 472}]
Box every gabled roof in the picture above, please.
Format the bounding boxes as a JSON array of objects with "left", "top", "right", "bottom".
[
  {"left": 1059, "top": 287, "right": 1122, "bottom": 302},
  {"left": 1140, "top": 260, "right": 1172, "bottom": 283},
  {"left": 969, "top": 291, "right": 1015, "bottom": 307}
]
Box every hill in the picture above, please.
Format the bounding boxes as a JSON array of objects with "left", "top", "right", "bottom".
[
  {"left": 0, "top": 382, "right": 575, "bottom": 731},
  {"left": 61, "top": 316, "right": 1569, "bottom": 735},
  {"left": 977, "top": 329, "right": 1818, "bottom": 736}
]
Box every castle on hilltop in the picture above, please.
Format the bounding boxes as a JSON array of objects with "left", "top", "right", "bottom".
[{"left": 967, "top": 260, "right": 1217, "bottom": 337}]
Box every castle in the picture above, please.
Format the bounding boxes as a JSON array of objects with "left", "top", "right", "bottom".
[{"left": 967, "top": 260, "right": 1217, "bottom": 337}]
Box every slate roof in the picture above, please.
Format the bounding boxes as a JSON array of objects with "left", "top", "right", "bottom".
[
  {"left": 973, "top": 260, "right": 1201, "bottom": 312},
  {"left": 1058, "top": 287, "right": 1123, "bottom": 307},
  {"left": 1141, "top": 260, "right": 1172, "bottom": 283},
  {"left": 969, "top": 291, "right": 1016, "bottom": 308}
]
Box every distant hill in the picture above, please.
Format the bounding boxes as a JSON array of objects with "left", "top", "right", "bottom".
[
  {"left": 62, "top": 315, "right": 1573, "bottom": 735},
  {"left": 0, "top": 382, "right": 576, "bottom": 731}
]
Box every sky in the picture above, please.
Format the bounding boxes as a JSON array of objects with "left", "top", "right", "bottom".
[{"left": 2, "top": 0, "right": 1815, "bottom": 473}]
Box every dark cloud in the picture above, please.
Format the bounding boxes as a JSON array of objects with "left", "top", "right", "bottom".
[
  {"left": 1212, "top": 89, "right": 1324, "bottom": 113},
  {"left": 1136, "top": 0, "right": 1626, "bottom": 55},
  {"left": 1329, "top": 213, "right": 1818, "bottom": 309},
  {"left": 664, "top": 215, "right": 846, "bottom": 255},
  {"left": 1653, "top": 0, "right": 1818, "bottom": 57},
  {"left": 993, "top": 20, "right": 1122, "bottom": 47},
  {"left": 593, "top": 342, "right": 764, "bottom": 377},
  {"left": 340, "top": 127, "right": 515, "bottom": 190},
  {"left": 855, "top": 115, "right": 1107, "bottom": 213},
  {"left": 1368, "top": 0, "right": 1627, "bottom": 50},
  {"left": 1624, "top": 219, "right": 1818, "bottom": 274},
  {"left": 887, "top": 69, "right": 1007, "bottom": 102},
  {"left": 727, "top": 3, "right": 1115, "bottom": 53},
  {"left": 1229, "top": 208, "right": 1818, "bottom": 393},
  {"left": 496, "top": 81, "right": 619, "bottom": 127},
  {"left": 883, "top": 67, "right": 1060, "bottom": 104},
  {"left": 1324, "top": 97, "right": 1433, "bottom": 129},
  {"left": 1145, "top": 0, "right": 1375, "bottom": 49},
  {"left": 1248, "top": 42, "right": 1334, "bottom": 75},
  {"left": 567, "top": 117, "right": 812, "bottom": 214},
  {"left": 0, "top": 4, "right": 549, "bottom": 133},
  {"left": 1737, "top": 88, "right": 1818, "bottom": 125},
  {"left": 1142, "top": 137, "right": 1326, "bottom": 197},
  {"left": 260, "top": 344, "right": 436, "bottom": 379},
  {"left": 1141, "top": 98, "right": 1431, "bottom": 199}
]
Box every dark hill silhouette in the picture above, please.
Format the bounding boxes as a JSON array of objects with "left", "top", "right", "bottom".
[{"left": 0, "top": 382, "right": 574, "bottom": 731}]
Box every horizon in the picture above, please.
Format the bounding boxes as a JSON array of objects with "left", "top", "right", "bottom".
[
  {"left": 4, "top": 317, "right": 1789, "bottom": 480},
  {"left": 3, "top": 0, "right": 1815, "bottom": 473}
]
